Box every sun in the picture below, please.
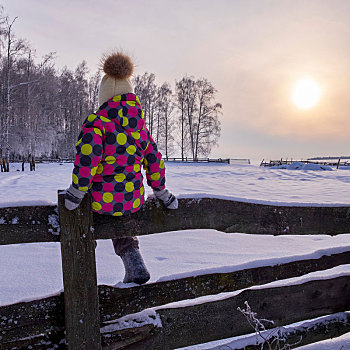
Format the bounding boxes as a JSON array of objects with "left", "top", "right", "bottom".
[{"left": 292, "top": 78, "right": 321, "bottom": 110}]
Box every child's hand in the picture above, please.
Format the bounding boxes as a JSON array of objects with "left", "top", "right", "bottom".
[
  {"left": 64, "top": 185, "right": 86, "bottom": 210},
  {"left": 153, "top": 189, "right": 178, "bottom": 209}
]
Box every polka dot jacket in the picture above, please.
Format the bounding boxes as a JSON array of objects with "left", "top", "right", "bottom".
[{"left": 71, "top": 93, "right": 166, "bottom": 216}]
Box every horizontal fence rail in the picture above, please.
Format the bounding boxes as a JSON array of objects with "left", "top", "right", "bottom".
[
  {"left": 1, "top": 196, "right": 350, "bottom": 246},
  {"left": 2, "top": 253, "right": 350, "bottom": 349},
  {"left": 1, "top": 193, "right": 350, "bottom": 349}
]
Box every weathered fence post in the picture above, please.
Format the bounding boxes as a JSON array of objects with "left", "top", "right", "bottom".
[{"left": 58, "top": 191, "right": 101, "bottom": 349}]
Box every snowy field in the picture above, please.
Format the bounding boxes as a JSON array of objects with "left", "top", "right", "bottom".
[{"left": 1, "top": 161, "right": 350, "bottom": 349}]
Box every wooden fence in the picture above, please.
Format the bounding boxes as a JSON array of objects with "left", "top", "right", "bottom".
[
  {"left": 1, "top": 194, "right": 350, "bottom": 349},
  {"left": 260, "top": 158, "right": 350, "bottom": 168}
]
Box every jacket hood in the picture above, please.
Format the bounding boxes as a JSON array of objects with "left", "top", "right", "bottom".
[{"left": 96, "top": 93, "right": 145, "bottom": 132}]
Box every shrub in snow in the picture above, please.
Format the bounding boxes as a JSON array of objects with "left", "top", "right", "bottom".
[{"left": 237, "top": 301, "right": 301, "bottom": 350}]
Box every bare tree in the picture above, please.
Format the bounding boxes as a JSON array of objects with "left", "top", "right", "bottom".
[
  {"left": 133, "top": 72, "right": 157, "bottom": 135},
  {"left": 155, "top": 82, "right": 175, "bottom": 158}
]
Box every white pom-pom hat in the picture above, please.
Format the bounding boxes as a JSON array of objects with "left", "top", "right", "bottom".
[{"left": 98, "top": 52, "right": 134, "bottom": 106}]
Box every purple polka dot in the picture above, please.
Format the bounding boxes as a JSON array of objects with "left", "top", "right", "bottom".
[
  {"left": 123, "top": 201, "right": 133, "bottom": 211},
  {"left": 146, "top": 144, "right": 154, "bottom": 154},
  {"left": 84, "top": 127, "right": 94, "bottom": 134},
  {"left": 91, "top": 156, "right": 100, "bottom": 167},
  {"left": 156, "top": 152, "right": 162, "bottom": 160},
  {"left": 98, "top": 109, "right": 108, "bottom": 117},
  {"left": 102, "top": 203, "right": 113, "bottom": 212},
  {"left": 114, "top": 193, "right": 124, "bottom": 202},
  {"left": 93, "top": 134, "right": 102, "bottom": 144},
  {"left": 116, "top": 155, "right": 127, "bottom": 166},
  {"left": 128, "top": 106, "right": 138, "bottom": 118},
  {"left": 150, "top": 163, "right": 159, "bottom": 173},
  {"left": 95, "top": 120, "right": 103, "bottom": 129},
  {"left": 103, "top": 164, "right": 114, "bottom": 175},
  {"left": 133, "top": 190, "right": 140, "bottom": 199},
  {"left": 108, "top": 101, "right": 120, "bottom": 108},
  {"left": 105, "top": 145, "right": 116, "bottom": 156},
  {"left": 103, "top": 183, "right": 114, "bottom": 192},
  {"left": 105, "top": 122, "right": 115, "bottom": 132},
  {"left": 152, "top": 180, "right": 161, "bottom": 188},
  {"left": 135, "top": 172, "right": 142, "bottom": 180},
  {"left": 125, "top": 165, "right": 134, "bottom": 172},
  {"left": 79, "top": 167, "right": 91, "bottom": 177},
  {"left": 137, "top": 119, "right": 145, "bottom": 129},
  {"left": 93, "top": 174, "right": 103, "bottom": 182},
  {"left": 140, "top": 130, "right": 148, "bottom": 141},
  {"left": 160, "top": 169, "right": 165, "bottom": 177},
  {"left": 92, "top": 191, "right": 102, "bottom": 202},
  {"left": 74, "top": 155, "right": 80, "bottom": 166}
]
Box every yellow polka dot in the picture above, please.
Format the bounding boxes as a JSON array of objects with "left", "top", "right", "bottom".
[
  {"left": 81, "top": 144, "right": 92, "bottom": 155},
  {"left": 92, "top": 202, "right": 102, "bottom": 211},
  {"left": 143, "top": 158, "right": 148, "bottom": 166},
  {"left": 141, "top": 110, "right": 145, "bottom": 119},
  {"left": 118, "top": 109, "right": 123, "bottom": 118},
  {"left": 103, "top": 192, "right": 113, "bottom": 203},
  {"left": 105, "top": 156, "right": 116, "bottom": 164},
  {"left": 125, "top": 182, "right": 134, "bottom": 192},
  {"left": 113, "top": 212, "right": 123, "bottom": 216},
  {"left": 114, "top": 173, "right": 126, "bottom": 182},
  {"left": 88, "top": 114, "right": 97, "bottom": 122},
  {"left": 117, "top": 133, "right": 127, "bottom": 145},
  {"left": 126, "top": 101, "right": 136, "bottom": 106},
  {"left": 91, "top": 168, "right": 97, "bottom": 176},
  {"left": 133, "top": 198, "right": 141, "bottom": 208},
  {"left": 94, "top": 128, "right": 102, "bottom": 136},
  {"left": 113, "top": 95, "right": 121, "bottom": 102},
  {"left": 140, "top": 186, "right": 145, "bottom": 195},
  {"left": 131, "top": 131, "right": 140, "bottom": 139},
  {"left": 72, "top": 174, "right": 78, "bottom": 184},
  {"left": 136, "top": 96, "right": 140, "bottom": 104},
  {"left": 75, "top": 139, "right": 82, "bottom": 147},
  {"left": 97, "top": 163, "right": 104, "bottom": 174},
  {"left": 127, "top": 145, "right": 136, "bottom": 155},
  {"left": 100, "top": 116, "right": 111, "bottom": 123},
  {"left": 151, "top": 172, "right": 160, "bottom": 181},
  {"left": 122, "top": 117, "right": 129, "bottom": 127},
  {"left": 159, "top": 160, "right": 165, "bottom": 169},
  {"left": 78, "top": 186, "right": 88, "bottom": 191},
  {"left": 134, "top": 164, "right": 140, "bottom": 172}
]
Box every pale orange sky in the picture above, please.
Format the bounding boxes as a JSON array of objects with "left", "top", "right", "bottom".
[{"left": 3, "top": 0, "right": 350, "bottom": 161}]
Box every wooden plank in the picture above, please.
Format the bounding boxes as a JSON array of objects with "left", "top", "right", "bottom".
[
  {"left": 0, "top": 294, "right": 64, "bottom": 346},
  {"left": 118, "top": 275, "right": 350, "bottom": 350},
  {"left": 0, "top": 205, "right": 59, "bottom": 245},
  {"left": 2, "top": 251, "right": 349, "bottom": 348},
  {"left": 1, "top": 197, "right": 350, "bottom": 245},
  {"left": 93, "top": 197, "right": 350, "bottom": 239},
  {"left": 212, "top": 312, "right": 350, "bottom": 350},
  {"left": 98, "top": 250, "right": 350, "bottom": 322},
  {"left": 58, "top": 192, "right": 101, "bottom": 350}
]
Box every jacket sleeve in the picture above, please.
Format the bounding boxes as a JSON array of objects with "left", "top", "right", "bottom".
[
  {"left": 71, "top": 115, "right": 104, "bottom": 192},
  {"left": 142, "top": 129, "right": 166, "bottom": 191}
]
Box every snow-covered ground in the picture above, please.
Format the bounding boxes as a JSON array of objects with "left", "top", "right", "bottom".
[{"left": 1, "top": 162, "right": 350, "bottom": 349}]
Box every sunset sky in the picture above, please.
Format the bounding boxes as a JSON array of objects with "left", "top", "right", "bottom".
[{"left": 3, "top": 0, "right": 350, "bottom": 161}]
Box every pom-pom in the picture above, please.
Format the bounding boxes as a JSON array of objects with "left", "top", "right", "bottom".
[{"left": 102, "top": 52, "right": 134, "bottom": 80}]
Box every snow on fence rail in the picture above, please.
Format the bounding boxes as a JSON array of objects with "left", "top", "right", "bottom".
[{"left": 1, "top": 194, "right": 350, "bottom": 349}]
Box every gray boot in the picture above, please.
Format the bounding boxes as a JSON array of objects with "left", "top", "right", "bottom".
[{"left": 120, "top": 247, "right": 150, "bottom": 285}]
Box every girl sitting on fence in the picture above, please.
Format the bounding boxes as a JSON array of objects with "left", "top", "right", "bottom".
[{"left": 64, "top": 52, "right": 178, "bottom": 285}]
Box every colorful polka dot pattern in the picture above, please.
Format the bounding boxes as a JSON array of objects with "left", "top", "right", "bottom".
[{"left": 72, "top": 93, "right": 166, "bottom": 216}]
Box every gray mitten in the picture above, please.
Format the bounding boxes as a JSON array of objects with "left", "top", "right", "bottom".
[
  {"left": 64, "top": 185, "right": 86, "bottom": 210},
  {"left": 153, "top": 189, "right": 178, "bottom": 209}
]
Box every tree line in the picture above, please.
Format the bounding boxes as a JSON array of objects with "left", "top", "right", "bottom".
[{"left": 0, "top": 8, "right": 221, "bottom": 161}]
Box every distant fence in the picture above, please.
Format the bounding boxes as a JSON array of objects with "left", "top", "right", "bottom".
[
  {"left": 260, "top": 158, "right": 350, "bottom": 168},
  {"left": 1, "top": 195, "right": 350, "bottom": 349}
]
